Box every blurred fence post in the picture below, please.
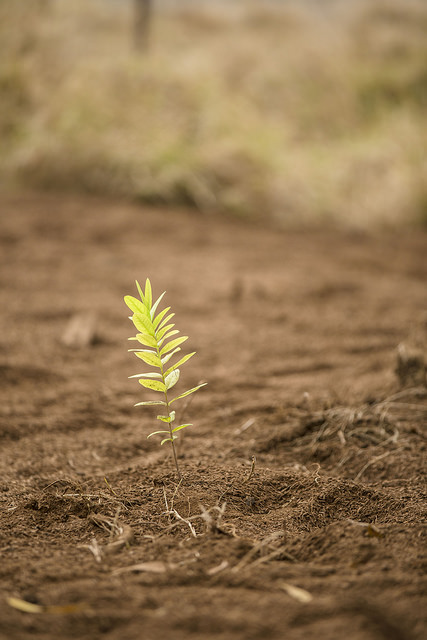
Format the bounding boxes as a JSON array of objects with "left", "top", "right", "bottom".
[{"left": 134, "top": 0, "right": 152, "bottom": 52}]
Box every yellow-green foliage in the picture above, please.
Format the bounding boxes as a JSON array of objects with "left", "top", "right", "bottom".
[
  {"left": 1, "top": 0, "right": 427, "bottom": 227},
  {"left": 125, "top": 278, "right": 206, "bottom": 480}
]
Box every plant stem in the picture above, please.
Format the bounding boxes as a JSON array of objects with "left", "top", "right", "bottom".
[
  {"left": 155, "top": 339, "right": 182, "bottom": 482},
  {"left": 164, "top": 391, "right": 181, "bottom": 481}
]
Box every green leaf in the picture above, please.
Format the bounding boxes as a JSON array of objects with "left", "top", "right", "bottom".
[
  {"left": 160, "top": 336, "right": 188, "bottom": 356},
  {"left": 157, "top": 411, "right": 175, "bottom": 423},
  {"left": 172, "top": 423, "right": 192, "bottom": 433},
  {"left": 161, "top": 436, "right": 177, "bottom": 446},
  {"left": 144, "top": 278, "right": 152, "bottom": 309},
  {"left": 164, "top": 352, "right": 195, "bottom": 377},
  {"left": 153, "top": 307, "right": 171, "bottom": 331},
  {"left": 165, "top": 369, "right": 180, "bottom": 390},
  {"left": 134, "top": 400, "right": 166, "bottom": 406},
  {"left": 135, "top": 350, "right": 162, "bottom": 368},
  {"left": 124, "top": 295, "right": 145, "bottom": 315},
  {"left": 170, "top": 383, "right": 207, "bottom": 404},
  {"left": 135, "top": 333, "right": 158, "bottom": 348},
  {"left": 150, "top": 291, "right": 166, "bottom": 319},
  {"left": 139, "top": 379, "right": 166, "bottom": 392},
  {"left": 147, "top": 430, "right": 170, "bottom": 438},
  {"left": 158, "top": 330, "right": 180, "bottom": 348},
  {"left": 132, "top": 312, "right": 155, "bottom": 336},
  {"left": 156, "top": 324, "right": 176, "bottom": 342},
  {"left": 129, "top": 372, "right": 162, "bottom": 379},
  {"left": 156, "top": 312, "right": 175, "bottom": 332},
  {"left": 161, "top": 348, "right": 181, "bottom": 366},
  {"left": 136, "top": 280, "right": 144, "bottom": 302}
]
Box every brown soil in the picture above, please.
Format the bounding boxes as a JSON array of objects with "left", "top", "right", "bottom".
[{"left": 0, "top": 193, "right": 426, "bottom": 640}]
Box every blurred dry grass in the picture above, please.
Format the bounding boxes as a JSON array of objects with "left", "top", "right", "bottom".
[{"left": 1, "top": 0, "right": 426, "bottom": 227}]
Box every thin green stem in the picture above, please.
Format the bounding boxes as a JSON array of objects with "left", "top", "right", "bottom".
[
  {"left": 156, "top": 340, "right": 181, "bottom": 482},
  {"left": 164, "top": 390, "right": 182, "bottom": 482}
]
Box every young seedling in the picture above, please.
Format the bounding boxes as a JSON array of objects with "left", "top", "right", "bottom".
[{"left": 125, "top": 278, "right": 206, "bottom": 481}]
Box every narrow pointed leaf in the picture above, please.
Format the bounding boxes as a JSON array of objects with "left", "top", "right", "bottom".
[
  {"left": 135, "top": 333, "right": 158, "bottom": 348},
  {"left": 129, "top": 372, "right": 162, "bottom": 379},
  {"left": 134, "top": 400, "right": 166, "bottom": 406},
  {"left": 124, "top": 295, "right": 145, "bottom": 315},
  {"left": 153, "top": 307, "right": 171, "bottom": 331},
  {"left": 160, "top": 336, "right": 188, "bottom": 356},
  {"left": 139, "top": 379, "right": 166, "bottom": 392},
  {"left": 161, "top": 347, "right": 181, "bottom": 366},
  {"left": 172, "top": 423, "right": 192, "bottom": 433},
  {"left": 158, "top": 330, "right": 180, "bottom": 347},
  {"left": 135, "top": 350, "right": 162, "bottom": 368},
  {"left": 136, "top": 280, "right": 144, "bottom": 301},
  {"left": 132, "top": 313, "right": 155, "bottom": 336},
  {"left": 147, "top": 430, "right": 170, "bottom": 438},
  {"left": 144, "top": 278, "right": 152, "bottom": 309},
  {"left": 165, "top": 369, "right": 180, "bottom": 390},
  {"left": 164, "top": 352, "right": 195, "bottom": 377},
  {"left": 156, "top": 312, "right": 175, "bottom": 332},
  {"left": 157, "top": 411, "right": 175, "bottom": 423},
  {"left": 161, "top": 436, "right": 177, "bottom": 446},
  {"left": 156, "top": 324, "right": 177, "bottom": 342},
  {"left": 150, "top": 291, "right": 166, "bottom": 319},
  {"left": 170, "top": 383, "right": 207, "bottom": 404}
]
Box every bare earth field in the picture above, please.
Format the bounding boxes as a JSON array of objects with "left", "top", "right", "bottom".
[{"left": 0, "top": 193, "right": 426, "bottom": 640}]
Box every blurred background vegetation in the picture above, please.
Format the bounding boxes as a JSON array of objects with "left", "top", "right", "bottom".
[{"left": 1, "top": 0, "right": 426, "bottom": 228}]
